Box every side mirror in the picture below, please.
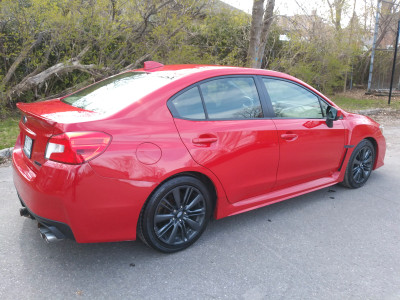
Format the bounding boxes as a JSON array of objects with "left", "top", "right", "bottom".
[{"left": 326, "top": 106, "right": 338, "bottom": 128}]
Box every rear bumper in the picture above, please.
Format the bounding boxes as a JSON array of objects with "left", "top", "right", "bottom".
[
  {"left": 18, "top": 193, "right": 75, "bottom": 240},
  {"left": 12, "top": 143, "right": 156, "bottom": 243}
]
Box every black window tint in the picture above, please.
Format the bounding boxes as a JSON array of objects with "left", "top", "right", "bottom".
[
  {"left": 200, "top": 77, "right": 263, "bottom": 119},
  {"left": 262, "top": 78, "right": 323, "bottom": 119},
  {"left": 170, "top": 87, "right": 205, "bottom": 120}
]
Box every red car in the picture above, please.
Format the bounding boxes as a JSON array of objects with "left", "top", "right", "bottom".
[{"left": 13, "top": 62, "right": 386, "bottom": 252}]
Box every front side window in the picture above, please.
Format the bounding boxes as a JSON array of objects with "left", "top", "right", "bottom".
[
  {"left": 199, "top": 77, "right": 263, "bottom": 119},
  {"left": 262, "top": 78, "right": 324, "bottom": 119}
]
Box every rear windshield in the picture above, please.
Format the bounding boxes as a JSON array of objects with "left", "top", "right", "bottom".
[{"left": 62, "top": 72, "right": 174, "bottom": 114}]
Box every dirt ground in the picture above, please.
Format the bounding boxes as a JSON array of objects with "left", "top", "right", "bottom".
[
  {"left": 359, "top": 108, "right": 400, "bottom": 127},
  {"left": 336, "top": 88, "right": 400, "bottom": 102}
]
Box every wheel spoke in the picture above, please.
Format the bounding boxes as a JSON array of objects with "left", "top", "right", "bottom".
[
  {"left": 186, "top": 208, "right": 205, "bottom": 218},
  {"left": 354, "top": 168, "right": 362, "bottom": 182},
  {"left": 363, "top": 149, "right": 371, "bottom": 160},
  {"left": 154, "top": 214, "right": 174, "bottom": 223},
  {"left": 359, "top": 148, "right": 366, "bottom": 161},
  {"left": 352, "top": 167, "right": 360, "bottom": 176},
  {"left": 184, "top": 217, "right": 201, "bottom": 231},
  {"left": 185, "top": 194, "right": 203, "bottom": 210},
  {"left": 179, "top": 221, "right": 189, "bottom": 241},
  {"left": 183, "top": 187, "right": 193, "bottom": 206},
  {"left": 364, "top": 158, "right": 372, "bottom": 165},
  {"left": 167, "top": 223, "right": 179, "bottom": 243},
  {"left": 172, "top": 188, "right": 182, "bottom": 207},
  {"left": 156, "top": 220, "right": 174, "bottom": 238},
  {"left": 160, "top": 198, "right": 175, "bottom": 212}
]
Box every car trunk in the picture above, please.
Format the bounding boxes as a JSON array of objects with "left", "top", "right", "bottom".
[{"left": 16, "top": 99, "right": 98, "bottom": 169}]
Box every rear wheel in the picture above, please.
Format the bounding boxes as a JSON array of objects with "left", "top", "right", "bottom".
[
  {"left": 342, "top": 139, "right": 375, "bottom": 189},
  {"left": 138, "top": 176, "right": 212, "bottom": 253}
]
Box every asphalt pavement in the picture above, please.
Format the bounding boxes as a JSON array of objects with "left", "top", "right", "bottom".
[{"left": 0, "top": 121, "right": 399, "bottom": 299}]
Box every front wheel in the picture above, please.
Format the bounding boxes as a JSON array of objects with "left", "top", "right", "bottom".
[
  {"left": 341, "top": 139, "right": 375, "bottom": 189},
  {"left": 138, "top": 176, "right": 212, "bottom": 253}
]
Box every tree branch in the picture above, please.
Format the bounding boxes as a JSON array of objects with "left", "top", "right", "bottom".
[{"left": 2, "top": 31, "right": 47, "bottom": 86}]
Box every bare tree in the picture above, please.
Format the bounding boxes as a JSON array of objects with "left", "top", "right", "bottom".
[
  {"left": 247, "top": 0, "right": 275, "bottom": 68},
  {"left": 326, "top": 0, "right": 347, "bottom": 32}
]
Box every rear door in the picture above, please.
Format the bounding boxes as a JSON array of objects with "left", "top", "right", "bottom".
[
  {"left": 260, "top": 77, "right": 345, "bottom": 189},
  {"left": 169, "top": 76, "right": 279, "bottom": 204}
]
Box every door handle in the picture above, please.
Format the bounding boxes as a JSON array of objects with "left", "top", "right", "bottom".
[
  {"left": 192, "top": 135, "right": 218, "bottom": 145},
  {"left": 281, "top": 133, "right": 298, "bottom": 141}
]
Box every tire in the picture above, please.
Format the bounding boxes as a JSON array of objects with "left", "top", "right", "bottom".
[
  {"left": 138, "top": 176, "right": 212, "bottom": 253},
  {"left": 341, "top": 139, "right": 375, "bottom": 189}
]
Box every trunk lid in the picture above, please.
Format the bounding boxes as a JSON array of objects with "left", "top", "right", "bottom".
[{"left": 16, "top": 99, "right": 99, "bottom": 168}]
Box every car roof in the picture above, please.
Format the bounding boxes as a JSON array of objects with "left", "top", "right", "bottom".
[
  {"left": 133, "top": 64, "right": 294, "bottom": 80},
  {"left": 132, "top": 64, "right": 327, "bottom": 102}
]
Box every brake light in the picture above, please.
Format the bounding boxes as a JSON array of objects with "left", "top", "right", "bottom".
[{"left": 45, "top": 131, "right": 112, "bottom": 164}]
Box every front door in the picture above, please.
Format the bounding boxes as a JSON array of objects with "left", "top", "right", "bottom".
[{"left": 260, "top": 77, "right": 345, "bottom": 189}]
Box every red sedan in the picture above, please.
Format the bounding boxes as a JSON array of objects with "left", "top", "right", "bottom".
[{"left": 13, "top": 62, "right": 386, "bottom": 252}]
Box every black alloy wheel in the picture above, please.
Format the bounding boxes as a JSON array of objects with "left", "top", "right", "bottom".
[
  {"left": 138, "top": 176, "right": 212, "bottom": 253},
  {"left": 342, "top": 139, "right": 375, "bottom": 188}
]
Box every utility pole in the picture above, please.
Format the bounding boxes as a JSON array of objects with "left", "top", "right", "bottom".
[{"left": 367, "top": 0, "right": 382, "bottom": 93}]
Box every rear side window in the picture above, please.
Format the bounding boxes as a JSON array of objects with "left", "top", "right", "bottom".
[
  {"left": 170, "top": 87, "right": 205, "bottom": 120},
  {"left": 199, "top": 77, "right": 263, "bottom": 119},
  {"left": 262, "top": 78, "right": 324, "bottom": 119}
]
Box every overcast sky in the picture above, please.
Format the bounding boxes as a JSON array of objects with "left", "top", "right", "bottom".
[
  {"left": 220, "top": 0, "right": 374, "bottom": 27},
  {"left": 221, "top": 0, "right": 321, "bottom": 15}
]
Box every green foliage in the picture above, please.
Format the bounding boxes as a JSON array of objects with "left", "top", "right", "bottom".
[
  {"left": 0, "top": 116, "right": 19, "bottom": 149},
  {"left": 269, "top": 11, "right": 367, "bottom": 94},
  {"left": 270, "top": 32, "right": 350, "bottom": 93},
  {"left": 153, "top": 7, "right": 250, "bottom": 66},
  {"left": 0, "top": 0, "right": 212, "bottom": 105}
]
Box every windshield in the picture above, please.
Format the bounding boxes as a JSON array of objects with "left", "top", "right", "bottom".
[{"left": 62, "top": 72, "right": 175, "bottom": 114}]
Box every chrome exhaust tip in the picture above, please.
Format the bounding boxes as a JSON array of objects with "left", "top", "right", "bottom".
[{"left": 38, "top": 226, "right": 61, "bottom": 243}]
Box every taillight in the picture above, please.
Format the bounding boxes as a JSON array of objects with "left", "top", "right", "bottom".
[{"left": 45, "top": 131, "right": 112, "bottom": 164}]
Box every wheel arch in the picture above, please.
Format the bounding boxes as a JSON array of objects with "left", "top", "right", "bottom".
[
  {"left": 364, "top": 137, "right": 379, "bottom": 169},
  {"left": 137, "top": 171, "right": 219, "bottom": 228},
  {"left": 169, "top": 171, "right": 218, "bottom": 214}
]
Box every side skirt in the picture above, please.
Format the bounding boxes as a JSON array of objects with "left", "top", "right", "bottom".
[{"left": 222, "top": 173, "right": 341, "bottom": 218}]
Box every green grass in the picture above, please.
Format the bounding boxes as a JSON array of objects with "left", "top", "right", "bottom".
[
  {"left": 330, "top": 95, "right": 400, "bottom": 112},
  {"left": 0, "top": 116, "right": 20, "bottom": 149}
]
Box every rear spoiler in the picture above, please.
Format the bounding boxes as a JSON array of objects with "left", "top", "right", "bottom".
[{"left": 17, "top": 102, "right": 57, "bottom": 126}]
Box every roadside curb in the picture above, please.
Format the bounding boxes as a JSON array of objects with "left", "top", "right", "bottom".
[{"left": 0, "top": 147, "right": 14, "bottom": 159}]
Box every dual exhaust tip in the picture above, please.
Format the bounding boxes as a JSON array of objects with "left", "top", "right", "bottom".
[{"left": 19, "top": 207, "right": 62, "bottom": 243}]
